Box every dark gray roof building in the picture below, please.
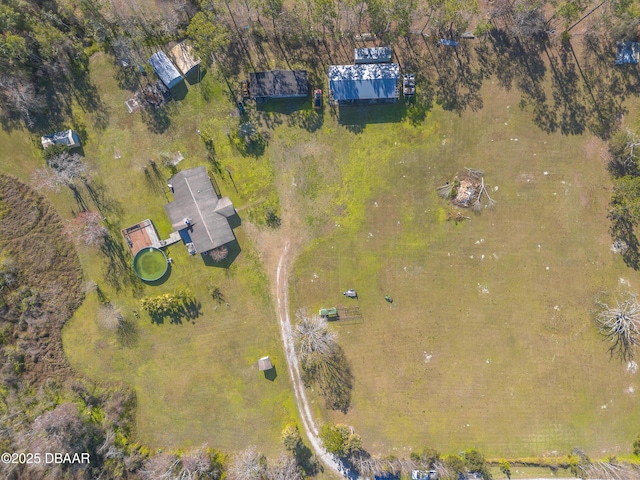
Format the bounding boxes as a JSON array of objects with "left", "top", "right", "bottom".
[
  {"left": 149, "top": 51, "right": 183, "bottom": 89},
  {"left": 329, "top": 64, "right": 399, "bottom": 103},
  {"left": 165, "top": 167, "right": 236, "bottom": 255},
  {"left": 249, "top": 70, "right": 308, "bottom": 100},
  {"left": 354, "top": 46, "right": 392, "bottom": 64},
  {"left": 41, "top": 129, "right": 80, "bottom": 149}
]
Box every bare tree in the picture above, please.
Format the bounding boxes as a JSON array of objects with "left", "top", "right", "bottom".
[
  {"left": 595, "top": 291, "right": 640, "bottom": 361},
  {"left": 227, "top": 446, "right": 267, "bottom": 480},
  {"left": 294, "top": 311, "right": 337, "bottom": 361},
  {"left": 266, "top": 454, "right": 303, "bottom": 480},
  {"left": 33, "top": 152, "right": 91, "bottom": 192},
  {"left": 97, "top": 303, "right": 125, "bottom": 330},
  {"left": 177, "top": 446, "right": 215, "bottom": 480},
  {"left": 0, "top": 76, "right": 41, "bottom": 127},
  {"left": 609, "top": 128, "right": 640, "bottom": 177},
  {"left": 30, "top": 403, "right": 95, "bottom": 454},
  {"left": 139, "top": 453, "right": 180, "bottom": 480},
  {"left": 64, "top": 211, "right": 107, "bottom": 247},
  {"left": 46, "top": 151, "right": 91, "bottom": 184},
  {"left": 578, "top": 459, "right": 640, "bottom": 480}
]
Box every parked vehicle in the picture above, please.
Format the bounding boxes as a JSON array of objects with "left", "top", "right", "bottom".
[{"left": 403, "top": 74, "right": 415, "bottom": 98}]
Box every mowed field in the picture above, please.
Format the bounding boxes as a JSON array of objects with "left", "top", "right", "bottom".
[
  {"left": 0, "top": 51, "right": 298, "bottom": 455},
  {"left": 291, "top": 82, "right": 640, "bottom": 458}
]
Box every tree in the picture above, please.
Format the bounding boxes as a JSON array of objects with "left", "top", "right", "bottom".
[
  {"left": 33, "top": 151, "right": 91, "bottom": 192},
  {"left": 209, "top": 284, "right": 225, "bottom": 304},
  {"left": 140, "top": 452, "right": 180, "bottom": 480},
  {"left": 64, "top": 211, "right": 108, "bottom": 247},
  {"left": 186, "top": 11, "right": 230, "bottom": 65},
  {"left": 595, "top": 291, "right": 640, "bottom": 361},
  {"left": 97, "top": 303, "right": 125, "bottom": 330},
  {"left": 30, "top": 403, "right": 97, "bottom": 454},
  {"left": 442, "top": 454, "right": 467, "bottom": 479},
  {"left": 295, "top": 311, "right": 353, "bottom": 411},
  {"left": 281, "top": 423, "right": 302, "bottom": 451},
  {"left": 294, "top": 312, "right": 337, "bottom": 362},
  {"left": 499, "top": 459, "right": 512, "bottom": 479},
  {"left": 177, "top": 446, "right": 222, "bottom": 480},
  {"left": 266, "top": 454, "right": 303, "bottom": 480},
  {"left": 608, "top": 129, "right": 640, "bottom": 178},
  {"left": 226, "top": 446, "right": 267, "bottom": 480},
  {"left": 140, "top": 288, "right": 196, "bottom": 321},
  {"left": 0, "top": 75, "right": 41, "bottom": 127},
  {"left": 319, "top": 423, "right": 362, "bottom": 457},
  {"left": 463, "top": 448, "right": 491, "bottom": 479}
]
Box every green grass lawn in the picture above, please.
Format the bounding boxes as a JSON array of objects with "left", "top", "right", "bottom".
[
  {"left": 0, "top": 52, "right": 298, "bottom": 456},
  {"left": 290, "top": 83, "right": 640, "bottom": 458},
  {"left": 2, "top": 33, "right": 639, "bottom": 467}
]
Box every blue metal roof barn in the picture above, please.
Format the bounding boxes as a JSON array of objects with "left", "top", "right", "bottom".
[
  {"left": 328, "top": 64, "right": 399, "bottom": 103},
  {"left": 149, "top": 51, "right": 183, "bottom": 89}
]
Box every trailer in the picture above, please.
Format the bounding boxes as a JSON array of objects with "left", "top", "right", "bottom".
[
  {"left": 319, "top": 307, "right": 338, "bottom": 318},
  {"left": 403, "top": 74, "right": 415, "bottom": 98}
]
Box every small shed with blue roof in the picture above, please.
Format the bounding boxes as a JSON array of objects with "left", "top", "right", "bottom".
[{"left": 149, "top": 51, "right": 183, "bottom": 89}]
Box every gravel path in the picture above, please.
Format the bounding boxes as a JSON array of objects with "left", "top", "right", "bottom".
[{"left": 275, "top": 243, "right": 358, "bottom": 479}]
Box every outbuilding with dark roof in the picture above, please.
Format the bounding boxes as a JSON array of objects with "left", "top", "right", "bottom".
[
  {"left": 249, "top": 70, "right": 308, "bottom": 100},
  {"left": 329, "top": 64, "right": 400, "bottom": 104},
  {"left": 165, "top": 167, "right": 237, "bottom": 255}
]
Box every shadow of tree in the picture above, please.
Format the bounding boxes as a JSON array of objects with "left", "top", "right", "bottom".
[
  {"left": 294, "top": 443, "right": 322, "bottom": 477},
  {"left": 100, "top": 232, "right": 141, "bottom": 293},
  {"left": 287, "top": 109, "right": 324, "bottom": 132},
  {"left": 117, "top": 318, "right": 138, "bottom": 347},
  {"left": 84, "top": 180, "right": 124, "bottom": 219},
  {"left": 140, "top": 102, "right": 174, "bottom": 134},
  {"left": 302, "top": 344, "right": 354, "bottom": 414},
  {"left": 147, "top": 298, "right": 202, "bottom": 325}
]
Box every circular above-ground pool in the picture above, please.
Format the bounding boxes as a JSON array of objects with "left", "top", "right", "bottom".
[{"left": 133, "top": 247, "right": 168, "bottom": 282}]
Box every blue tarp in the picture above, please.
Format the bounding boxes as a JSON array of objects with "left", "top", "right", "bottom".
[
  {"left": 149, "top": 51, "right": 183, "bottom": 88},
  {"left": 329, "top": 64, "right": 399, "bottom": 102},
  {"left": 616, "top": 42, "right": 639, "bottom": 65},
  {"left": 439, "top": 39, "right": 458, "bottom": 47}
]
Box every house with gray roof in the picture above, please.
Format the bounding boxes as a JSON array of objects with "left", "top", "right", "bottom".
[
  {"left": 149, "top": 51, "right": 183, "bottom": 89},
  {"left": 328, "top": 64, "right": 400, "bottom": 104},
  {"left": 165, "top": 167, "right": 237, "bottom": 256}
]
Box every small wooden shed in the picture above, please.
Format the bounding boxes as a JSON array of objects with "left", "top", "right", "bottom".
[{"left": 258, "top": 356, "right": 273, "bottom": 371}]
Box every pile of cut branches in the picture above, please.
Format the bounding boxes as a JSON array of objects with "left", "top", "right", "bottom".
[{"left": 437, "top": 168, "right": 497, "bottom": 213}]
